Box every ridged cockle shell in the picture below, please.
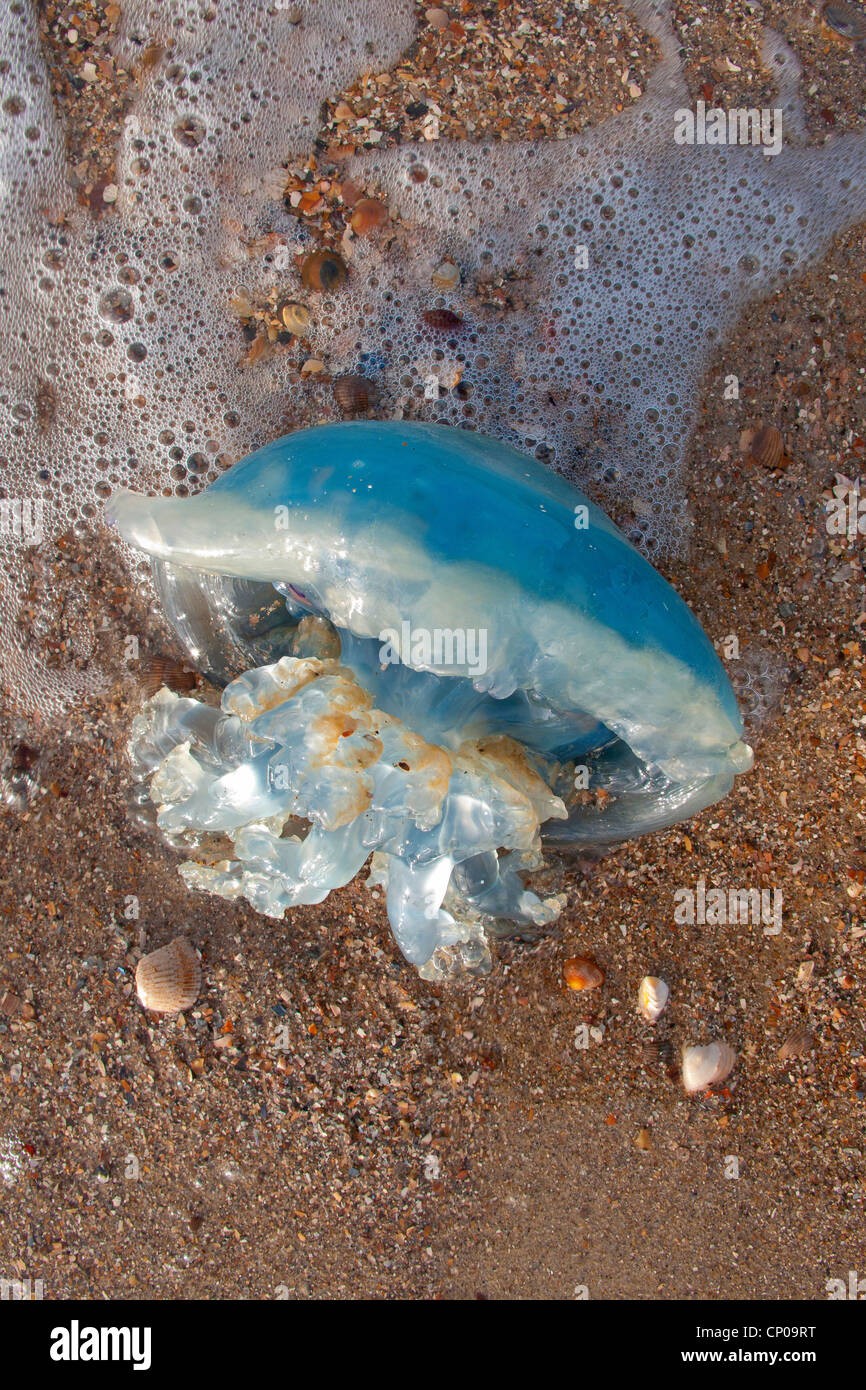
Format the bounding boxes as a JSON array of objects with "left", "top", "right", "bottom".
[
  {"left": 135, "top": 937, "right": 201, "bottom": 1013},
  {"left": 747, "top": 424, "right": 784, "bottom": 470}
]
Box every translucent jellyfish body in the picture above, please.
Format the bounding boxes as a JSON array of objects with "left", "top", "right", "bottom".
[{"left": 109, "top": 422, "right": 751, "bottom": 979}]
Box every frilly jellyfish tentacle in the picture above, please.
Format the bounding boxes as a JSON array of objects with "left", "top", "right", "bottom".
[{"left": 109, "top": 421, "right": 752, "bottom": 978}]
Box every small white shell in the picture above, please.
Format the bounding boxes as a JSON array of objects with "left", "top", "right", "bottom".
[
  {"left": 638, "top": 975, "right": 669, "bottom": 1023},
  {"left": 681, "top": 1041, "right": 737, "bottom": 1094},
  {"left": 135, "top": 937, "right": 201, "bottom": 1014}
]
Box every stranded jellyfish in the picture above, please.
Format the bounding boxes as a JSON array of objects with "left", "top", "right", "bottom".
[{"left": 108, "top": 422, "right": 751, "bottom": 980}]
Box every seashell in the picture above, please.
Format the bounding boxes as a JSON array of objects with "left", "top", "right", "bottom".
[
  {"left": 432, "top": 259, "right": 461, "bottom": 292},
  {"left": 339, "top": 178, "right": 365, "bottom": 207},
  {"left": 635, "top": 1127, "right": 652, "bottom": 1150},
  {"left": 350, "top": 198, "right": 388, "bottom": 236},
  {"left": 638, "top": 975, "right": 669, "bottom": 1023},
  {"left": 777, "top": 1025, "right": 815, "bottom": 1060},
  {"left": 681, "top": 1041, "right": 737, "bottom": 1093},
  {"left": 333, "top": 374, "right": 376, "bottom": 414},
  {"left": 822, "top": 3, "right": 866, "bottom": 41},
  {"left": 301, "top": 249, "right": 348, "bottom": 293},
  {"left": 562, "top": 954, "right": 604, "bottom": 991},
  {"left": 135, "top": 937, "right": 201, "bottom": 1013},
  {"left": 422, "top": 308, "right": 465, "bottom": 332},
  {"left": 643, "top": 1038, "right": 672, "bottom": 1067},
  {"left": 280, "top": 301, "right": 312, "bottom": 336},
  {"left": 747, "top": 424, "right": 784, "bottom": 470},
  {"left": 140, "top": 656, "right": 198, "bottom": 699}
]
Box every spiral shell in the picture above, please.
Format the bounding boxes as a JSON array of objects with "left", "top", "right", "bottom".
[
  {"left": 562, "top": 954, "right": 604, "bottom": 991},
  {"left": 681, "top": 1041, "right": 737, "bottom": 1093},
  {"left": 135, "top": 937, "right": 201, "bottom": 1013},
  {"left": 638, "top": 975, "right": 669, "bottom": 1023},
  {"left": 301, "top": 249, "right": 348, "bottom": 293}
]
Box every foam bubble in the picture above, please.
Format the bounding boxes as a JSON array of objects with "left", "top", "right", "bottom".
[{"left": 0, "top": 0, "right": 864, "bottom": 723}]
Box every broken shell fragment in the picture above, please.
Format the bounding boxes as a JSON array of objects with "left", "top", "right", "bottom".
[
  {"left": 280, "top": 301, "right": 312, "bottom": 335},
  {"left": 747, "top": 425, "right": 784, "bottom": 470},
  {"left": 562, "top": 955, "right": 605, "bottom": 991},
  {"left": 431, "top": 259, "right": 460, "bottom": 292},
  {"left": 0, "top": 989, "right": 35, "bottom": 1021},
  {"left": 638, "top": 974, "right": 669, "bottom": 1023},
  {"left": 643, "top": 1038, "right": 672, "bottom": 1067},
  {"left": 339, "top": 177, "right": 364, "bottom": 206},
  {"left": 350, "top": 197, "right": 388, "bottom": 236},
  {"left": 333, "top": 374, "right": 376, "bottom": 414},
  {"left": 301, "top": 249, "right": 348, "bottom": 293},
  {"left": 681, "top": 1041, "right": 737, "bottom": 1093},
  {"left": 135, "top": 937, "right": 201, "bottom": 1013}
]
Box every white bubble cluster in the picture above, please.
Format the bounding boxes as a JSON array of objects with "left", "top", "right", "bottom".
[
  {"left": 338, "top": 5, "right": 865, "bottom": 539},
  {"left": 0, "top": 0, "right": 865, "bottom": 724},
  {"left": 0, "top": 0, "right": 415, "bottom": 719}
]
